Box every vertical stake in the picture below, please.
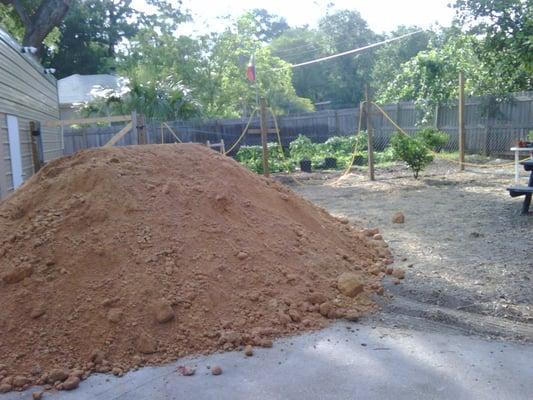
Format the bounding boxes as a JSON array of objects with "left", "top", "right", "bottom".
[
  {"left": 259, "top": 97, "right": 270, "bottom": 177},
  {"left": 365, "top": 86, "right": 375, "bottom": 181},
  {"left": 29, "top": 121, "right": 42, "bottom": 172},
  {"left": 459, "top": 71, "right": 465, "bottom": 171},
  {"left": 138, "top": 113, "right": 146, "bottom": 145}
]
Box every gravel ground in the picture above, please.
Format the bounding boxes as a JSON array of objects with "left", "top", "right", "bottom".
[{"left": 281, "top": 160, "right": 532, "bottom": 337}]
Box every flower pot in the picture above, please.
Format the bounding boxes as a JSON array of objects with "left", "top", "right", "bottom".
[
  {"left": 299, "top": 160, "right": 312, "bottom": 173},
  {"left": 324, "top": 157, "right": 337, "bottom": 169},
  {"left": 354, "top": 155, "right": 366, "bottom": 166}
]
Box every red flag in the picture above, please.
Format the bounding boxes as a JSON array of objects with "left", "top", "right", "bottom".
[{"left": 246, "top": 54, "right": 256, "bottom": 82}]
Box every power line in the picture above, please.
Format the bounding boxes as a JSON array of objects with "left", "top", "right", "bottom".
[{"left": 289, "top": 31, "right": 423, "bottom": 69}]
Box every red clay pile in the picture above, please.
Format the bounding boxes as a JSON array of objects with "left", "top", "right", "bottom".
[{"left": 0, "top": 144, "right": 392, "bottom": 393}]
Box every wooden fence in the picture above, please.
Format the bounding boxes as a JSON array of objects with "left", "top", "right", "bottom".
[{"left": 63, "top": 91, "right": 533, "bottom": 157}]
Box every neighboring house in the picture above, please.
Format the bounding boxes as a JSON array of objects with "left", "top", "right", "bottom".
[
  {"left": 58, "top": 74, "right": 126, "bottom": 120},
  {"left": 0, "top": 27, "right": 62, "bottom": 199}
]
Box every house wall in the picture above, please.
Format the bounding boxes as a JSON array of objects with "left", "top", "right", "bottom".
[{"left": 0, "top": 28, "right": 61, "bottom": 198}]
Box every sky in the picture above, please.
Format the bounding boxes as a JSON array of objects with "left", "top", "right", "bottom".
[{"left": 132, "top": 0, "right": 456, "bottom": 35}]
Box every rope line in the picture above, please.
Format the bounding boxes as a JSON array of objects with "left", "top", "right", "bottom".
[
  {"left": 223, "top": 109, "right": 258, "bottom": 155},
  {"left": 371, "top": 102, "right": 530, "bottom": 169}
]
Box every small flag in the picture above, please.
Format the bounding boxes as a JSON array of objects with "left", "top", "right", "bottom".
[{"left": 246, "top": 54, "right": 256, "bottom": 82}]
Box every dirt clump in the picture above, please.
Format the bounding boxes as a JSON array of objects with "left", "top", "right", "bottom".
[{"left": 0, "top": 144, "right": 390, "bottom": 392}]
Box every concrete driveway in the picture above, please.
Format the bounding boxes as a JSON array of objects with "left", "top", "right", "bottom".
[{"left": 3, "top": 316, "right": 532, "bottom": 400}]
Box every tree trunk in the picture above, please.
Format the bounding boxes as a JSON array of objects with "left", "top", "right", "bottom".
[{"left": 5, "top": 0, "right": 71, "bottom": 57}]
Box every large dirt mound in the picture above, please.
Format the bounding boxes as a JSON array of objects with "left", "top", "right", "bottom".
[{"left": 0, "top": 144, "right": 391, "bottom": 392}]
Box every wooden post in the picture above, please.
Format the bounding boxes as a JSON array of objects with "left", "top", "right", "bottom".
[
  {"left": 131, "top": 111, "right": 138, "bottom": 145},
  {"left": 365, "top": 86, "right": 375, "bottom": 181},
  {"left": 160, "top": 123, "right": 164, "bottom": 144},
  {"left": 29, "top": 121, "right": 42, "bottom": 172},
  {"left": 138, "top": 113, "right": 146, "bottom": 144},
  {"left": 221, "top": 139, "right": 225, "bottom": 154},
  {"left": 259, "top": 97, "right": 270, "bottom": 177},
  {"left": 458, "top": 71, "right": 465, "bottom": 171}
]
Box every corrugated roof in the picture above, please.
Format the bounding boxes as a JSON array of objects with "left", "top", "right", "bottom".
[{"left": 57, "top": 74, "right": 125, "bottom": 104}]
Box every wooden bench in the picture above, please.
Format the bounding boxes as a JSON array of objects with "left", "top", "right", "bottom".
[{"left": 507, "top": 160, "right": 533, "bottom": 214}]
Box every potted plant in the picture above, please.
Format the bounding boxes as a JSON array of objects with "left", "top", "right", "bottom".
[{"left": 289, "top": 135, "right": 315, "bottom": 173}]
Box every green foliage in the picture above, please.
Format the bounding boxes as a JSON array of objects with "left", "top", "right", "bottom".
[
  {"left": 453, "top": 0, "right": 533, "bottom": 75},
  {"left": 43, "top": 0, "right": 139, "bottom": 77},
  {"left": 390, "top": 133, "right": 433, "bottom": 179},
  {"left": 236, "top": 143, "right": 293, "bottom": 174},
  {"left": 416, "top": 128, "right": 448, "bottom": 152},
  {"left": 289, "top": 134, "right": 315, "bottom": 161}
]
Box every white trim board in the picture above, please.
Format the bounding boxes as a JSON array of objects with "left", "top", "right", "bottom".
[{"left": 6, "top": 114, "right": 23, "bottom": 189}]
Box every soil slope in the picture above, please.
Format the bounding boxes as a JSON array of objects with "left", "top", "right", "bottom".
[{"left": 0, "top": 144, "right": 390, "bottom": 392}]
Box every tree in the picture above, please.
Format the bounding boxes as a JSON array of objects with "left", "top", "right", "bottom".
[
  {"left": 376, "top": 28, "right": 528, "bottom": 122},
  {"left": 271, "top": 10, "right": 379, "bottom": 108},
  {"left": 371, "top": 26, "right": 432, "bottom": 96},
  {"left": 249, "top": 8, "right": 289, "bottom": 42},
  {"left": 43, "top": 0, "right": 139, "bottom": 78},
  {"left": 453, "top": 0, "right": 533, "bottom": 75},
  {"left": 0, "top": 0, "right": 70, "bottom": 55}
]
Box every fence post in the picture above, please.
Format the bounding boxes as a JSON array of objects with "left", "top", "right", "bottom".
[
  {"left": 138, "top": 113, "right": 146, "bottom": 144},
  {"left": 458, "top": 72, "right": 465, "bottom": 171},
  {"left": 259, "top": 97, "right": 270, "bottom": 177},
  {"left": 131, "top": 111, "right": 138, "bottom": 145},
  {"left": 29, "top": 121, "right": 42, "bottom": 172},
  {"left": 365, "top": 86, "right": 375, "bottom": 181}
]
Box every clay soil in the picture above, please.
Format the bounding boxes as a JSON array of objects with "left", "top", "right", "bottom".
[
  {"left": 289, "top": 160, "right": 532, "bottom": 335},
  {"left": 0, "top": 144, "right": 391, "bottom": 393}
]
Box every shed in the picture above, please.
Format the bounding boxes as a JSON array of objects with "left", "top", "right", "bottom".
[
  {"left": 0, "top": 27, "right": 62, "bottom": 199},
  {"left": 58, "top": 74, "right": 126, "bottom": 120}
]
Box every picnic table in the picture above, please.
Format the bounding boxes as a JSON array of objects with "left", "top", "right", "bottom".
[
  {"left": 510, "top": 146, "right": 533, "bottom": 183},
  {"left": 507, "top": 159, "right": 533, "bottom": 214}
]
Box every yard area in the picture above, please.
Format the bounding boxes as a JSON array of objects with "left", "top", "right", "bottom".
[{"left": 287, "top": 159, "right": 532, "bottom": 339}]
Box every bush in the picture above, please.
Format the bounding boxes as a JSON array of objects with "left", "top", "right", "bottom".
[
  {"left": 236, "top": 143, "right": 294, "bottom": 174},
  {"left": 289, "top": 135, "right": 315, "bottom": 161},
  {"left": 416, "top": 128, "right": 448, "bottom": 152},
  {"left": 390, "top": 133, "right": 433, "bottom": 179}
]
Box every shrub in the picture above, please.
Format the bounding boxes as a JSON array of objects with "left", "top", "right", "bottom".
[
  {"left": 236, "top": 143, "right": 294, "bottom": 174},
  {"left": 289, "top": 135, "right": 315, "bottom": 161},
  {"left": 390, "top": 133, "right": 433, "bottom": 179},
  {"left": 416, "top": 128, "right": 448, "bottom": 152}
]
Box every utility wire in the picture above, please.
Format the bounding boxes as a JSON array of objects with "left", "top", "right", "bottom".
[{"left": 289, "top": 31, "right": 423, "bottom": 69}]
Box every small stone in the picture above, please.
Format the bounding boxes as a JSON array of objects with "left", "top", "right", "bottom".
[
  {"left": 177, "top": 366, "right": 195, "bottom": 376},
  {"left": 12, "top": 375, "right": 31, "bottom": 387},
  {"left": 257, "top": 338, "right": 273, "bottom": 348},
  {"left": 392, "top": 212, "right": 405, "bottom": 224},
  {"left": 211, "top": 366, "right": 222, "bottom": 376},
  {"left": 136, "top": 333, "right": 157, "bottom": 354},
  {"left": 319, "top": 302, "right": 333, "bottom": 318},
  {"left": 70, "top": 369, "right": 84, "bottom": 379},
  {"left": 393, "top": 278, "right": 401, "bottom": 285},
  {"left": 392, "top": 269, "right": 405, "bottom": 279},
  {"left": 1, "top": 376, "right": 13, "bottom": 386},
  {"left": 373, "top": 234, "right": 383, "bottom": 240},
  {"left": 343, "top": 311, "right": 360, "bottom": 322},
  {"left": 47, "top": 369, "right": 69, "bottom": 383},
  {"left": 60, "top": 376, "right": 80, "bottom": 390},
  {"left": 307, "top": 293, "right": 327, "bottom": 305},
  {"left": 2, "top": 265, "right": 33, "bottom": 284},
  {"left": 244, "top": 345, "right": 254, "bottom": 357},
  {"left": 337, "top": 273, "right": 364, "bottom": 297},
  {"left": 107, "top": 308, "right": 122, "bottom": 323},
  {"left": 111, "top": 368, "right": 122, "bottom": 376},
  {"left": 90, "top": 350, "right": 105, "bottom": 364},
  {"left": 288, "top": 309, "right": 302, "bottom": 323},
  {"left": 154, "top": 301, "right": 174, "bottom": 323},
  {"left": 385, "top": 267, "right": 393, "bottom": 275},
  {"left": 376, "top": 287, "right": 385, "bottom": 295},
  {"left": 30, "top": 304, "right": 46, "bottom": 319},
  {"left": 31, "top": 365, "right": 43, "bottom": 376},
  {"left": 32, "top": 391, "right": 43, "bottom": 400},
  {"left": 0, "top": 384, "right": 12, "bottom": 393},
  {"left": 237, "top": 251, "right": 248, "bottom": 260}
]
